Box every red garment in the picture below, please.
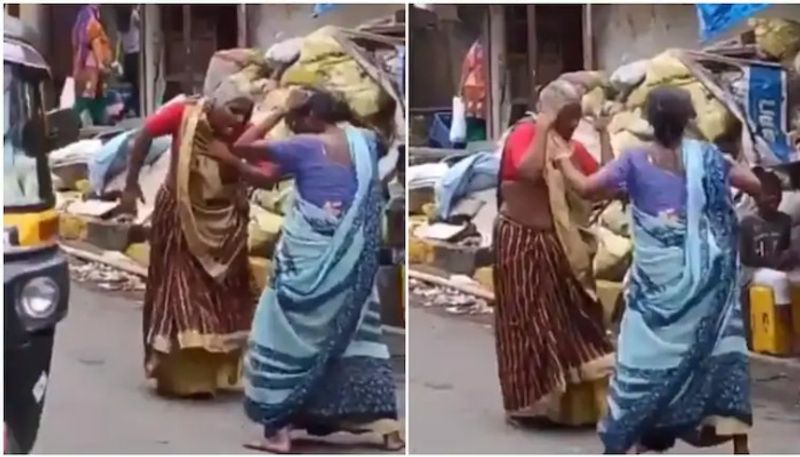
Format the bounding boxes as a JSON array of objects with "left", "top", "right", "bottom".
[
  {"left": 143, "top": 99, "right": 280, "bottom": 173},
  {"left": 501, "top": 122, "right": 598, "bottom": 181},
  {"left": 144, "top": 98, "right": 186, "bottom": 157}
]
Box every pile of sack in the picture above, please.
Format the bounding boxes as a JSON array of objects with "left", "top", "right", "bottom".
[
  {"left": 52, "top": 21, "right": 406, "bottom": 286},
  {"left": 410, "top": 17, "right": 800, "bottom": 288},
  {"left": 202, "top": 25, "right": 406, "bottom": 267},
  {"left": 564, "top": 18, "right": 800, "bottom": 282}
]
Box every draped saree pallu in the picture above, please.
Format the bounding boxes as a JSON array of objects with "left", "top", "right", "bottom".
[
  {"left": 143, "top": 101, "right": 254, "bottom": 397},
  {"left": 244, "top": 126, "right": 400, "bottom": 436},
  {"left": 599, "top": 141, "right": 752, "bottom": 453},
  {"left": 493, "top": 126, "right": 614, "bottom": 426}
]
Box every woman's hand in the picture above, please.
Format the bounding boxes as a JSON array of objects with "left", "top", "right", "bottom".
[
  {"left": 595, "top": 111, "right": 614, "bottom": 165},
  {"left": 552, "top": 149, "right": 573, "bottom": 164},
  {"left": 537, "top": 111, "right": 558, "bottom": 131},
  {"left": 593, "top": 113, "right": 611, "bottom": 132},
  {"left": 201, "top": 140, "right": 240, "bottom": 166},
  {"left": 549, "top": 133, "right": 573, "bottom": 163},
  {"left": 727, "top": 156, "right": 763, "bottom": 197},
  {"left": 118, "top": 184, "right": 144, "bottom": 215}
]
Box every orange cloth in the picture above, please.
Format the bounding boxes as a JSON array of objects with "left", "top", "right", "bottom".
[
  {"left": 461, "top": 41, "right": 486, "bottom": 119},
  {"left": 73, "top": 17, "right": 113, "bottom": 99}
]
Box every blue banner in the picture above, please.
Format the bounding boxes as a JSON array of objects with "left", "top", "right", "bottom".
[
  {"left": 313, "top": 4, "right": 339, "bottom": 17},
  {"left": 746, "top": 64, "right": 792, "bottom": 163},
  {"left": 696, "top": 4, "right": 770, "bottom": 41}
]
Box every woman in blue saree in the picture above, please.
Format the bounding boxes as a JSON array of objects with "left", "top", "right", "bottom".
[
  {"left": 231, "top": 88, "right": 403, "bottom": 453},
  {"left": 555, "top": 87, "right": 762, "bottom": 454}
]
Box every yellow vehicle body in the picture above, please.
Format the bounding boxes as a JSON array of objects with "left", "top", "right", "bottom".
[{"left": 3, "top": 211, "right": 60, "bottom": 249}]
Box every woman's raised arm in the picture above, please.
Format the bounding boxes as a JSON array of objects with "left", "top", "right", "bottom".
[
  {"left": 555, "top": 151, "right": 627, "bottom": 202},
  {"left": 233, "top": 108, "right": 286, "bottom": 162},
  {"left": 725, "top": 155, "right": 762, "bottom": 197}
]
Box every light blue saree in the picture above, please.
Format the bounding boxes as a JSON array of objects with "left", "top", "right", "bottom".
[
  {"left": 243, "top": 126, "right": 398, "bottom": 434},
  {"left": 599, "top": 140, "right": 751, "bottom": 452}
]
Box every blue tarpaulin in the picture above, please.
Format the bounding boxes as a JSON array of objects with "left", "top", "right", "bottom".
[
  {"left": 88, "top": 131, "right": 171, "bottom": 195},
  {"left": 435, "top": 151, "right": 499, "bottom": 220},
  {"left": 696, "top": 4, "right": 770, "bottom": 41},
  {"left": 313, "top": 4, "right": 339, "bottom": 17}
]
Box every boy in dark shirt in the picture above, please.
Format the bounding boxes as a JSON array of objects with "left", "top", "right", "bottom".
[
  {"left": 740, "top": 170, "right": 796, "bottom": 272},
  {"left": 740, "top": 169, "right": 798, "bottom": 350}
]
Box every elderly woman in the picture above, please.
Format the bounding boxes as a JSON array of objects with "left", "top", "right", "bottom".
[
  {"left": 555, "top": 87, "right": 762, "bottom": 454},
  {"left": 216, "top": 88, "right": 404, "bottom": 453},
  {"left": 493, "top": 78, "right": 615, "bottom": 428},
  {"left": 120, "top": 81, "right": 275, "bottom": 398}
]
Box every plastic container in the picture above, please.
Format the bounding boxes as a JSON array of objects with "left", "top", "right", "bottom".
[
  {"left": 790, "top": 273, "right": 800, "bottom": 350},
  {"left": 428, "top": 112, "right": 459, "bottom": 149},
  {"left": 428, "top": 112, "right": 487, "bottom": 149},
  {"left": 750, "top": 285, "right": 793, "bottom": 356}
]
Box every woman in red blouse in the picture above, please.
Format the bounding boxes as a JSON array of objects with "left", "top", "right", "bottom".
[
  {"left": 119, "top": 81, "right": 277, "bottom": 398},
  {"left": 493, "top": 78, "right": 615, "bottom": 427}
]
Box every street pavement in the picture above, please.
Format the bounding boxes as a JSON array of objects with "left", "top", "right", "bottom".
[
  {"left": 409, "top": 302, "right": 800, "bottom": 454},
  {"left": 34, "top": 281, "right": 405, "bottom": 454}
]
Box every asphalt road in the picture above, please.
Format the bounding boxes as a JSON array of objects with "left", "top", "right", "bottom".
[
  {"left": 408, "top": 302, "right": 800, "bottom": 454},
  {"left": 34, "top": 282, "right": 406, "bottom": 454}
]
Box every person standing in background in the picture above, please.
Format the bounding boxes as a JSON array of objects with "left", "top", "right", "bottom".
[
  {"left": 117, "top": 5, "right": 141, "bottom": 117},
  {"left": 458, "top": 40, "right": 485, "bottom": 119},
  {"left": 71, "top": 4, "right": 113, "bottom": 126}
]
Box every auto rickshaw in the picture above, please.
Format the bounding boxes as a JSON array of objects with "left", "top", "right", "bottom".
[{"left": 4, "top": 15, "right": 79, "bottom": 454}]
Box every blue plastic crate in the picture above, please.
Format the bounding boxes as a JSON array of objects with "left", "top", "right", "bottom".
[
  {"left": 428, "top": 111, "right": 487, "bottom": 149},
  {"left": 428, "top": 111, "right": 461, "bottom": 149}
]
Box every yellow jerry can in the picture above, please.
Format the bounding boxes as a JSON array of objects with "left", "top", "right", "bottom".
[
  {"left": 789, "top": 278, "right": 800, "bottom": 350},
  {"left": 749, "top": 285, "right": 792, "bottom": 356}
]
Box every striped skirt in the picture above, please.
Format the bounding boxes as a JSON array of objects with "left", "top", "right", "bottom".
[
  {"left": 493, "top": 215, "right": 614, "bottom": 424},
  {"left": 143, "top": 185, "right": 255, "bottom": 396}
]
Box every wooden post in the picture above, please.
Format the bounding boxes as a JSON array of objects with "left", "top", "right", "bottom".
[
  {"left": 237, "top": 4, "right": 248, "bottom": 48},
  {"left": 182, "top": 4, "right": 192, "bottom": 94},
  {"left": 527, "top": 5, "right": 538, "bottom": 101},
  {"left": 481, "top": 10, "right": 492, "bottom": 138},
  {"left": 487, "top": 5, "right": 505, "bottom": 140},
  {"left": 582, "top": 4, "right": 595, "bottom": 70},
  {"left": 141, "top": 4, "right": 160, "bottom": 114}
]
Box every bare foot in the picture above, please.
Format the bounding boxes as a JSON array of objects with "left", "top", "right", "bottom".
[
  {"left": 383, "top": 431, "right": 405, "bottom": 451},
  {"left": 244, "top": 428, "right": 291, "bottom": 454}
]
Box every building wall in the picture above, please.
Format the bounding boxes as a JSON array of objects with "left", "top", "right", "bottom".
[
  {"left": 592, "top": 4, "right": 800, "bottom": 71},
  {"left": 409, "top": 5, "right": 486, "bottom": 110},
  {"left": 247, "top": 4, "right": 399, "bottom": 48},
  {"left": 591, "top": 5, "right": 698, "bottom": 71},
  {"left": 17, "top": 4, "right": 49, "bottom": 53}
]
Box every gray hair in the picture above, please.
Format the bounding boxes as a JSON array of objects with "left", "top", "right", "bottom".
[
  {"left": 210, "top": 76, "right": 253, "bottom": 107},
  {"left": 538, "top": 79, "right": 582, "bottom": 115}
]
